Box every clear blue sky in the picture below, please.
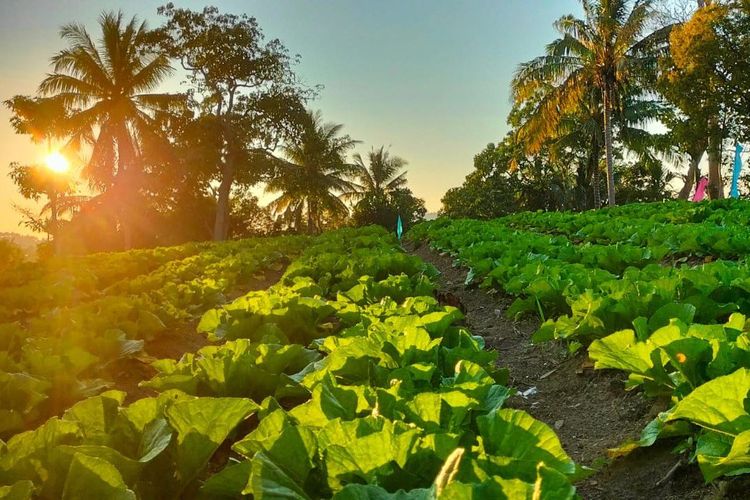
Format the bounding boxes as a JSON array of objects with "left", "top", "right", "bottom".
[{"left": 0, "top": 0, "right": 581, "bottom": 234}]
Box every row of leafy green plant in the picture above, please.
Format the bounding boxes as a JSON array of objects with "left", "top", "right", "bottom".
[
  {"left": 0, "top": 243, "right": 207, "bottom": 322},
  {"left": 0, "top": 236, "right": 309, "bottom": 323},
  {"left": 0, "top": 236, "right": 308, "bottom": 439},
  {"left": 408, "top": 202, "right": 750, "bottom": 484},
  {"left": 409, "top": 217, "right": 750, "bottom": 344},
  {"left": 588, "top": 315, "right": 750, "bottom": 481},
  {"left": 500, "top": 199, "right": 750, "bottom": 260},
  {"left": 0, "top": 226, "right": 583, "bottom": 499}
]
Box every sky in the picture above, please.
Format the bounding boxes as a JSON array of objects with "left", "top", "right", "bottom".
[{"left": 0, "top": 0, "right": 581, "bottom": 235}]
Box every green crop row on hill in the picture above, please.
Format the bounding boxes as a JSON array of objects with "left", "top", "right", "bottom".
[
  {"left": 502, "top": 199, "right": 750, "bottom": 259},
  {"left": 408, "top": 201, "right": 750, "bottom": 483},
  {"left": 0, "top": 227, "right": 582, "bottom": 499},
  {"left": 0, "top": 236, "right": 309, "bottom": 438}
]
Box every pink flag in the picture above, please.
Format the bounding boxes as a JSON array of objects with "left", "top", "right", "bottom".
[{"left": 693, "top": 177, "right": 709, "bottom": 202}]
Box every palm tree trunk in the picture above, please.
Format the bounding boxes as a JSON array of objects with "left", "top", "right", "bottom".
[
  {"left": 295, "top": 207, "right": 303, "bottom": 233},
  {"left": 117, "top": 176, "right": 133, "bottom": 250},
  {"left": 214, "top": 164, "right": 234, "bottom": 241},
  {"left": 678, "top": 149, "right": 704, "bottom": 200},
  {"left": 587, "top": 138, "right": 602, "bottom": 209},
  {"left": 602, "top": 87, "right": 616, "bottom": 207},
  {"left": 116, "top": 128, "right": 137, "bottom": 250},
  {"left": 576, "top": 163, "right": 589, "bottom": 210},
  {"left": 592, "top": 167, "right": 601, "bottom": 208},
  {"left": 707, "top": 129, "right": 724, "bottom": 199},
  {"left": 306, "top": 200, "right": 315, "bottom": 235},
  {"left": 50, "top": 190, "right": 60, "bottom": 254}
]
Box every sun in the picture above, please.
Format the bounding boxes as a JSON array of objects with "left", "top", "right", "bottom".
[{"left": 45, "top": 151, "right": 70, "bottom": 173}]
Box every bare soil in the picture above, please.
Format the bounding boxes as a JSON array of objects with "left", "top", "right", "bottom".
[{"left": 410, "top": 242, "right": 749, "bottom": 500}]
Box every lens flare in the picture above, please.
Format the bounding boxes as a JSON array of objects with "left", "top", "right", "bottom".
[{"left": 45, "top": 151, "right": 69, "bottom": 173}]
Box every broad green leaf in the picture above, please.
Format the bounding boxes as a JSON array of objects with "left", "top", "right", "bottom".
[
  {"left": 62, "top": 391, "right": 126, "bottom": 443},
  {"left": 697, "top": 430, "right": 750, "bottom": 481},
  {"left": 140, "top": 374, "right": 199, "bottom": 394},
  {"left": 661, "top": 338, "right": 712, "bottom": 389},
  {"left": 589, "top": 330, "right": 652, "bottom": 375},
  {"left": 245, "top": 451, "right": 312, "bottom": 499},
  {"left": 54, "top": 444, "right": 143, "bottom": 485},
  {"left": 417, "top": 308, "right": 463, "bottom": 336},
  {"left": 607, "top": 413, "right": 692, "bottom": 457},
  {"left": 632, "top": 316, "right": 650, "bottom": 342},
  {"left": 137, "top": 418, "right": 172, "bottom": 463},
  {"left": 648, "top": 303, "right": 696, "bottom": 332},
  {"left": 0, "top": 418, "right": 81, "bottom": 481},
  {"left": 198, "top": 460, "right": 252, "bottom": 500},
  {"left": 199, "top": 460, "right": 252, "bottom": 499},
  {"left": 401, "top": 393, "right": 444, "bottom": 433},
  {"left": 197, "top": 309, "right": 222, "bottom": 335},
  {"left": 332, "top": 484, "right": 432, "bottom": 499},
  {"left": 667, "top": 368, "right": 750, "bottom": 435},
  {"left": 439, "top": 478, "right": 530, "bottom": 499},
  {"left": 477, "top": 409, "right": 576, "bottom": 476},
  {"left": 478, "top": 385, "right": 512, "bottom": 413},
  {"left": 0, "top": 480, "right": 34, "bottom": 500},
  {"left": 165, "top": 397, "right": 257, "bottom": 489},
  {"left": 324, "top": 420, "right": 420, "bottom": 491},
  {"left": 252, "top": 425, "right": 318, "bottom": 485},
  {"left": 532, "top": 462, "right": 578, "bottom": 500},
  {"left": 61, "top": 453, "right": 135, "bottom": 500},
  {"left": 233, "top": 409, "right": 292, "bottom": 457},
  {"left": 290, "top": 377, "right": 372, "bottom": 427}
]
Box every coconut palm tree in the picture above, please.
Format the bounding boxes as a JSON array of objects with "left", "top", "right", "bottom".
[
  {"left": 350, "top": 147, "right": 408, "bottom": 200},
  {"left": 266, "top": 110, "right": 359, "bottom": 234},
  {"left": 38, "top": 11, "right": 183, "bottom": 247},
  {"left": 512, "top": 0, "right": 659, "bottom": 206}
]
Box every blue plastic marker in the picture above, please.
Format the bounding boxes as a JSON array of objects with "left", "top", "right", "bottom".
[
  {"left": 397, "top": 214, "right": 403, "bottom": 241},
  {"left": 731, "top": 143, "right": 744, "bottom": 199}
]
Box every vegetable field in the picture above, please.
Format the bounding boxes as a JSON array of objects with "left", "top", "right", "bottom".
[
  {"left": 409, "top": 199, "right": 750, "bottom": 498},
  {"left": 5, "top": 201, "right": 750, "bottom": 499},
  {"left": 0, "top": 227, "right": 583, "bottom": 499}
]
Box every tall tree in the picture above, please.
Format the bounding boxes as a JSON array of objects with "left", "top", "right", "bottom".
[
  {"left": 5, "top": 96, "right": 69, "bottom": 148},
  {"left": 5, "top": 96, "right": 73, "bottom": 248},
  {"left": 7, "top": 162, "right": 77, "bottom": 243},
  {"left": 37, "top": 11, "right": 182, "bottom": 248},
  {"left": 153, "top": 4, "right": 313, "bottom": 241},
  {"left": 266, "top": 110, "right": 358, "bottom": 234},
  {"left": 524, "top": 90, "right": 605, "bottom": 208},
  {"left": 512, "top": 0, "right": 660, "bottom": 206},
  {"left": 662, "top": 1, "right": 750, "bottom": 199},
  {"left": 440, "top": 136, "right": 577, "bottom": 218},
  {"left": 664, "top": 2, "right": 726, "bottom": 198},
  {"left": 350, "top": 147, "right": 408, "bottom": 199},
  {"left": 349, "top": 147, "right": 426, "bottom": 231}
]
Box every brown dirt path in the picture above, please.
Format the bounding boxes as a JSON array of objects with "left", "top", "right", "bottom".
[{"left": 409, "top": 242, "right": 749, "bottom": 500}]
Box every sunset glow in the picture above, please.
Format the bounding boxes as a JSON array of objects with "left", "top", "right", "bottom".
[{"left": 44, "top": 151, "right": 69, "bottom": 173}]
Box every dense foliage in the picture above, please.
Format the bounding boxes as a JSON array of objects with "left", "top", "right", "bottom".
[
  {"left": 5, "top": 6, "right": 424, "bottom": 253},
  {"left": 443, "top": 1, "right": 750, "bottom": 218},
  {"left": 0, "top": 227, "right": 582, "bottom": 498},
  {"left": 409, "top": 199, "right": 750, "bottom": 484},
  {"left": 0, "top": 235, "right": 308, "bottom": 436}
]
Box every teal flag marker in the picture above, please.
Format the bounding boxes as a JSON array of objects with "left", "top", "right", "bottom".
[
  {"left": 731, "top": 143, "right": 744, "bottom": 199},
  {"left": 396, "top": 215, "right": 403, "bottom": 241}
]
